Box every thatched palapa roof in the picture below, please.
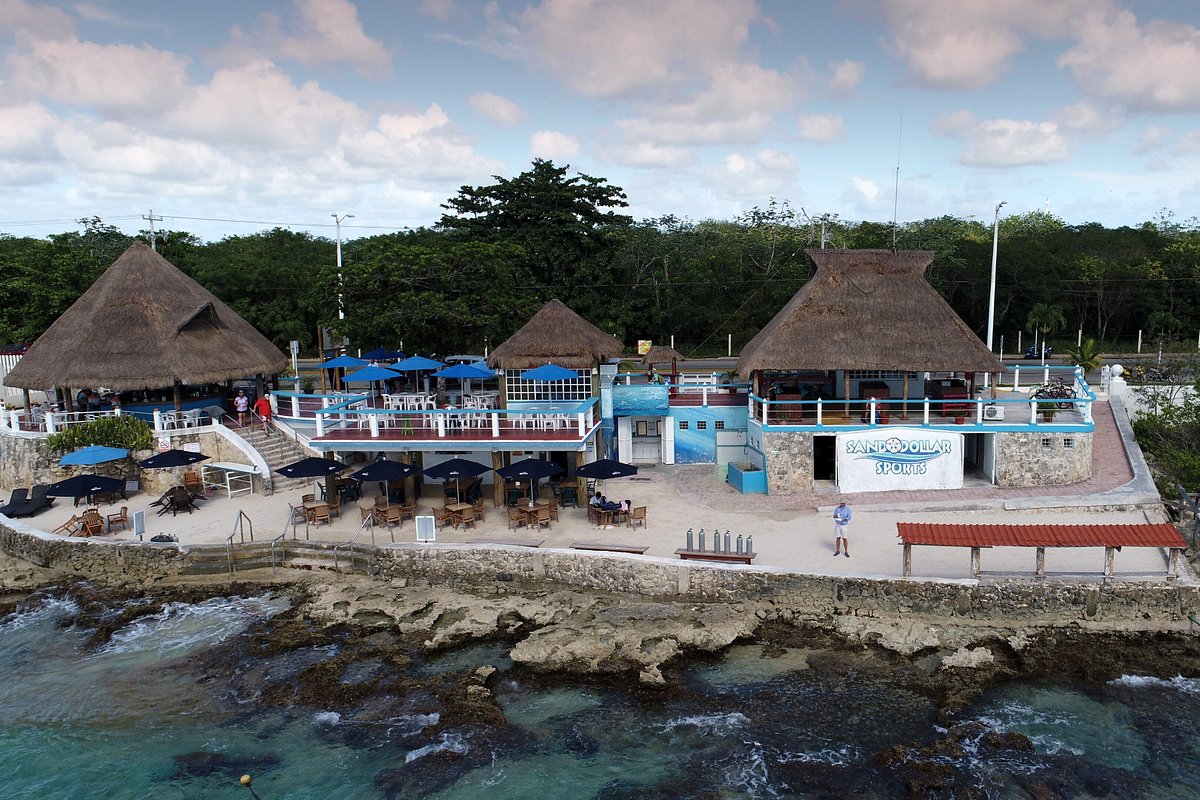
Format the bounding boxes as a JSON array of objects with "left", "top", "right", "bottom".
[
  {"left": 641, "top": 345, "right": 685, "bottom": 366},
  {"left": 737, "top": 249, "right": 1003, "bottom": 377},
  {"left": 487, "top": 299, "right": 623, "bottom": 371},
  {"left": 5, "top": 242, "right": 288, "bottom": 391}
]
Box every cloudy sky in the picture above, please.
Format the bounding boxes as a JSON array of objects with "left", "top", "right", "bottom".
[{"left": 1, "top": 0, "right": 1198, "bottom": 242}]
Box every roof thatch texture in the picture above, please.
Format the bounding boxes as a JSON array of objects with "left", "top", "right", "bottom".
[
  {"left": 641, "top": 345, "right": 685, "bottom": 365},
  {"left": 487, "top": 299, "right": 623, "bottom": 371},
  {"left": 5, "top": 242, "right": 288, "bottom": 391},
  {"left": 736, "top": 249, "right": 1003, "bottom": 377}
]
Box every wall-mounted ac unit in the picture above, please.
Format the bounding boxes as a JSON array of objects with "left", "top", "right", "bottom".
[{"left": 982, "top": 404, "right": 1005, "bottom": 421}]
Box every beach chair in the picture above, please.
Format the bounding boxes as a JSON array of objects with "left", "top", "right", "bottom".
[
  {"left": 53, "top": 515, "right": 82, "bottom": 535},
  {"left": 182, "top": 471, "right": 203, "bottom": 495},
  {"left": 106, "top": 506, "right": 130, "bottom": 532},
  {"left": 0, "top": 488, "right": 28, "bottom": 516},
  {"left": 310, "top": 503, "right": 331, "bottom": 526}
]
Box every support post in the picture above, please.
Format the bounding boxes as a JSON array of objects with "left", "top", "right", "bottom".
[
  {"left": 1104, "top": 546, "right": 1115, "bottom": 577},
  {"left": 922, "top": 398, "right": 930, "bottom": 426},
  {"left": 902, "top": 543, "right": 912, "bottom": 577},
  {"left": 970, "top": 546, "right": 981, "bottom": 577},
  {"left": 901, "top": 373, "right": 910, "bottom": 419},
  {"left": 1035, "top": 546, "right": 1045, "bottom": 577}
]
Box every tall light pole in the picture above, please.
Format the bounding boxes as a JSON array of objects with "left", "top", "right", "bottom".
[
  {"left": 984, "top": 201, "right": 1006, "bottom": 389},
  {"left": 332, "top": 213, "right": 354, "bottom": 321}
]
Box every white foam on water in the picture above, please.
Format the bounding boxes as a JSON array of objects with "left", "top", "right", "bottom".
[
  {"left": 661, "top": 711, "right": 750, "bottom": 737},
  {"left": 776, "top": 743, "right": 861, "bottom": 767},
  {"left": 974, "top": 709, "right": 1084, "bottom": 757},
  {"left": 1109, "top": 674, "right": 1200, "bottom": 696},
  {"left": 94, "top": 595, "right": 289, "bottom": 658},
  {"left": 405, "top": 731, "right": 470, "bottom": 764},
  {"left": 724, "top": 741, "right": 781, "bottom": 800},
  {"left": 313, "top": 711, "right": 342, "bottom": 726},
  {"left": 0, "top": 596, "right": 80, "bottom": 632}
]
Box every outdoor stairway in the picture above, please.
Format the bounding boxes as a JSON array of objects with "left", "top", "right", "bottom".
[{"left": 237, "top": 425, "right": 318, "bottom": 494}]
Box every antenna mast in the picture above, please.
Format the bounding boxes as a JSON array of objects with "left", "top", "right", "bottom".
[
  {"left": 892, "top": 118, "right": 902, "bottom": 250},
  {"left": 142, "top": 208, "right": 163, "bottom": 252}
]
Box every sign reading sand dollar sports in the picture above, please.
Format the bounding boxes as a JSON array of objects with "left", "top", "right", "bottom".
[{"left": 836, "top": 427, "right": 963, "bottom": 493}]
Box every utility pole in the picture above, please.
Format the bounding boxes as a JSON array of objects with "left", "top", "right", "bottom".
[
  {"left": 332, "top": 213, "right": 354, "bottom": 322},
  {"left": 142, "top": 208, "right": 163, "bottom": 251}
]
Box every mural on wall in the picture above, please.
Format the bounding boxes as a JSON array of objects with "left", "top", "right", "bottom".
[
  {"left": 612, "top": 384, "right": 669, "bottom": 416},
  {"left": 836, "top": 427, "right": 963, "bottom": 493},
  {"left": 671, "top": 407, "right": 747, "bottom": 464}
]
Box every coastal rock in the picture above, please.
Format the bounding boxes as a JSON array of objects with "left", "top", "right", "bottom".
[{"left": 940, "top": 646, "right": 995, "bottom": 669}]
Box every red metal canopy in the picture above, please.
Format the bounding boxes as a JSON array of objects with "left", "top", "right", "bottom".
[{"left": 896, "top": 522, "right": 1186, "bottom": 549}]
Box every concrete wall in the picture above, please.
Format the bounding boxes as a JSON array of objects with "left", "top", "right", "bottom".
[
  {"left": 994, "top": 430, "right": 1093, "bottom": 487},
  {"left": 762, "top": 430, "right": 814, "bottom": 494}
]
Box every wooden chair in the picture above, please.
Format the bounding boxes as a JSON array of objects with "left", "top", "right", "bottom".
[
  {"left": 182, "top": 470, "right": 203, "bottom": 494},
  {"left": 289, "top": 503, "right": 309, "bottom": 533},
  {"left": 454, "top": 508, "right": 477, "bottom": 529},
  {"left": 546, "top": 498, "right": 559, "bottom": 522},
  {"left": 327, "top": 493, "right": 342, "bottom": 519},
  {"left": 431, "top": 506, "right": 454, "bottom": 528},
  {"left": 378, "top": 505, "right": 402, "bottom": 528},
  {"left": 309, "top": 503, "right": 331, "bottom": 526},
  {"left": 398, "top": 499, "right": 416, "bottom": 524},
  {"left": 471, "top": 497, "right": 486, "bottom": 520},
  {"left": 80, "top": 511, "right": 104, "bottom": 536},
  {"left": 302, "top": 493, "right": 315, "bottom": 504},
  {"left": 507, "top": 506, "right": 527, "bottom": 530},
  {"left": 106, "top": 506, "right": 130, "bottom": 532},
  {"left": 53, "top": 515, "right": 82, "bottom": 535},
  {"left": 628, "top": 506, "right": 647, "bottom": 529},
  {"left": 532, "top": 507, "right": 552, "bottom": 530}
]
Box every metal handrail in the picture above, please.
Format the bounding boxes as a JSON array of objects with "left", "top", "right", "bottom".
[
  {"left": 224, "top": 510, "right": 254, "bottom": 573},
  {"left": 333, "top": 515, "right": 377, "bottom": 573},
  {"left": 269, "top": 517, "right": 291, "bottom": 576}
]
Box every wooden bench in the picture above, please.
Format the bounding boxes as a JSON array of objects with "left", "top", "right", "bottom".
[
  {"left": 675, "top": 548, "right": 756, "bottom": 564},
  {"left": 467, "top": 538, "right": 544, "bottom": 548},
  {"left": 571, "top": 541, "right": 649, "bottom": 555}
]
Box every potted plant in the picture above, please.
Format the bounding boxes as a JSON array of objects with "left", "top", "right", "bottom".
[
  {"left": 721, "top": 369, "right": 740, "bottom": 393},
  {"left": 951, "top": 409, "right": 967, "bottom": 424},
  {"left": 1037, "top": 401, "right": 1057, "bottom": 423}
]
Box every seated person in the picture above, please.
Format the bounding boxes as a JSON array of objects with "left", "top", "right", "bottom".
[
  {"left": 620, "top": 498, "right": 630, "bottom": 513},
  {"left": 600, "top": 495, "right": 620, "bottom": 512},
  {"left": 588, "top": 491, "right": 603, "bottom": 507}
]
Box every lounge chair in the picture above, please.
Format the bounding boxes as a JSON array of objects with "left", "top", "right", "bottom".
[
  {"left": 12, "top": 485, "right": 55, "bottom": 517},
  {"left": 53, "top": 515, "right": 82, "bottom": 535},
  {"left": 0, "top": 488, "right": 29, "bottom": 516}
]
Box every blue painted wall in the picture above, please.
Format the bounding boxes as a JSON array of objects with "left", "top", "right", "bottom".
[{"left": 670, "top": 406, "right": 747, "bottom": 464}]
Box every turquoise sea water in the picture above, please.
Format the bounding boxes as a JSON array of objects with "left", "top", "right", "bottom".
[{"left": 2, "top": 592, "right": 1199, "bottom": 799}]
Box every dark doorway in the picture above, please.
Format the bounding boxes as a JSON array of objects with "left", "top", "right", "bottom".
[
  {"left": 813, "top": 436, "right": 836, "bottom": 481},
  {"left": 549, "top": 450, "right": 571, "bottom": 476}
]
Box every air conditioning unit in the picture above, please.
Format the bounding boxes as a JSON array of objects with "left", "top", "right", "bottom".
[{"left": 982, "top": 404, "right": 1005, "bottom": 421}]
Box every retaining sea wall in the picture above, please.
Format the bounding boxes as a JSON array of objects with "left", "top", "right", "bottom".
[{"left": 2, "top": 517, "right": 1197, "bottom": 629}]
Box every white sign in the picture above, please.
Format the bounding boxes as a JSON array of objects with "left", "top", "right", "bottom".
[
  {"left": 157, "top": 437, "right": 171, "bottom": 452},
  {"left": 835, "top": 427, "right": 963, "bottom": 493}
]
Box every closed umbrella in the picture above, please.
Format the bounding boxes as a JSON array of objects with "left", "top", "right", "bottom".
[
  {"left": 276, "top": 456, "right": 352, "bottom": 503},
  {"left": 423, "top": 457, "right": 490, "bottom": 503},
  {"left": 60, "top": 445, "right": 128, "bottom": 467}
]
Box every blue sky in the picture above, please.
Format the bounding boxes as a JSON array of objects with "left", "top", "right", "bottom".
[{"left": 1, "top": 0, "right": 1198, "bottom": 242}]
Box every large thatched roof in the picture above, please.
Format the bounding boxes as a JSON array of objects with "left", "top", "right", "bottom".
[
  {"left": 5, "top": 242, "right": 288, "bottom": 391},
  {"left": 487, "top": 299, "right": 623, "bottom": 370},
  {"left": 737, "top": 249, "right": 1003, "bottom": 376}
]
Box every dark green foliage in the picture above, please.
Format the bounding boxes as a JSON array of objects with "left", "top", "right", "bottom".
[{"left": 47, "top": 414, "right": 153, "bottom": 453}]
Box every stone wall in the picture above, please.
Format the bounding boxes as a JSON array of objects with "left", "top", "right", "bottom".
[
  {"left": 762, "top": 431, "right": 814, "bottom": 493},
  {"left": 994, "top": 430, "right": 1092, "bottom": 487},
  {"left": 0, "top": 516, "right": 188, "bottom": 581}
]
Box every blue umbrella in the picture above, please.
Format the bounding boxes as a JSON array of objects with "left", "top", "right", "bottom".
[
  {"left": 343, "top": 365, "right": 401, "bottom": 383},
  {"left": 393, "top": 355, "right": 444, "bottom": 372},
  {"left": 60, "top": 445, "right": 129, "bottom": 466},
  {"left": 521, "top": 363, "right": 577, "bottom": 381},
  {"left": 361, "top": 347, "right": 404, "bottom": 361},
  {"left": 433, "top": 363, "right": 494, "bottom": 379},
  {"left": 320, "top": 355, "right": 367, "bottom": 369}
]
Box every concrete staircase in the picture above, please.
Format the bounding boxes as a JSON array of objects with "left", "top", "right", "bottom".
[{"left": 237, "top": 426, "right": 318, "bottom": 494}]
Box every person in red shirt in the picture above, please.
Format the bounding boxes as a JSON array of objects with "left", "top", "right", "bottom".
[{"left": 253, "top": 392, "right": 273, "bottom": 435}]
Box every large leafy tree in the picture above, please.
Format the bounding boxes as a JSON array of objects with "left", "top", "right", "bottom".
[{"left": 438, "top": 158, "right": 633, "bottom": 311}]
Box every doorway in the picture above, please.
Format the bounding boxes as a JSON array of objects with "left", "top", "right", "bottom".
[{"left": 813, "top": 436, "right": 836, "bottom": 481}]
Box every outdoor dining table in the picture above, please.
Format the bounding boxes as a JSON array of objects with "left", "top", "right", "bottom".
[{"left": 520, "top": 499, "right": 549, "bottom": 527}]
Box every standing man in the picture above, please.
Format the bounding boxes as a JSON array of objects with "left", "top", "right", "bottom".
[
  {"left": 234, "top": 389, "right": 250, "bottom": 428},
  {"left": 253, "top": 391, "right": 273, "bottom": 435},
  {"left": 833, "top": 498, "right": 852, "bottom": 558}
]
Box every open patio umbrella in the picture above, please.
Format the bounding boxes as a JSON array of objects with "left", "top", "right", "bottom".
[
  {"left": 46, "top": 474, "right": 126, "bottom": 504},
  {"left": 319, "top": 355, "right": 367, "bottom": 369},
  {"left": 139, "top": 449, "right": 211, "bottom": 488},
  {"left": 520, "top": 363, "right": 578, "bottom": 382},
  {"left": 391, "top": 355, "right": 445, "bottom": 393},
  {"left": 350, "top": 458, "right": 417, "bottom": 505},
  {"left": 496, "top": 457, "right": 564, "bottom": 504},
  {"left": 276, "top": 456, "right": 352, "bottom": 503},
  {"left": 60, "top": 445, "right": 128, "bottom": 467},
  {"left": 575, "top": 458, "right": 638, "bottom": 497},
  {"left": 342, "top": 364, "right": 401, "bottom": 396},
  {"left": 433, "top": 363, "right": 495, "bottom": 406},
  {"left": 361, "top": 347, "right": 404, "bottom": 361},
  {"left": 424, "top": 457, "right": 490, "bottom": 503}
]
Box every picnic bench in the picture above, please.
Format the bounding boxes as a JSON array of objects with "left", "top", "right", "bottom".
[
  {"left": 467, "top": 537, "right": 544, "bottom": 548},
  {"left": 571, "top": 541, "right": 649, "bottom": 555},
  {"left": 674, "top": 548, "right": 756, "bottom": 564}
]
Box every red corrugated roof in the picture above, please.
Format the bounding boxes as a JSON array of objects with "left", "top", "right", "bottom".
[{"left": 896, "top": 522, "right": 1186, "bottom": 549}]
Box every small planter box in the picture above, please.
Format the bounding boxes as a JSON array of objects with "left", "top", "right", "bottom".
[{"left": 728, "top": 461, "right": 767, "bottom": 494}]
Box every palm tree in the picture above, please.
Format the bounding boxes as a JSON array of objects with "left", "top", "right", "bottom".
[
  {"left": 1026, "top": 303, "right": 1067, "bottom": 339},
  {"left": 1064, "top": 338, "right": 1103, "bottom": 372}
]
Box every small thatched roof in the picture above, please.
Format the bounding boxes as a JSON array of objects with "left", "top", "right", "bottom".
[
  {"left": 737, "top": 249, "right": 1003, "bottom": 377},
  {"left": 5, "top": 242, "right": 288, "bottom": 391},
  {"left": 641, "top": 345, "right": 685, "bottom": 365},
  {"left": 487, "top": 299, "right": 623, "bottom": 371}
]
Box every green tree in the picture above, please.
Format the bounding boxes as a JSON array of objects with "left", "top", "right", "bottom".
[{"left": 1026, "top": 302, "right": 1067, "bottom": 338}]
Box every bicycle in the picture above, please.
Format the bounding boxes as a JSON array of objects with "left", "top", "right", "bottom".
[{"left": 1031, "top": 377, "right": 1076, "bottom": 409}]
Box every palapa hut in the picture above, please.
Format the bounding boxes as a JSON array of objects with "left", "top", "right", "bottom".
[
  {"left": 487, "top": 298, "right": 623, "bottom": 372},
  {"left": 5, "top": 242, "right": 288, "bottom": 411},
  {"left": 738, "top": 249, "right": 1002, "bottom": 408}
]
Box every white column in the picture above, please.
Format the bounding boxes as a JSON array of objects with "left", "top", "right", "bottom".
[
  {"left": 45, "top": 412, "right": 57, "bottom": 434},
  {"left": 922, "top": 398, "right": 930, "bottom": 425},
  {"left": 816, "top": 398, "right": 823, "bottom": 426},
  {"left": 492, "top": 412, "right": 500, "bottom": 438},
  {"left": 291, "top": 394, "right": 300, "bottom": 417},
  {"left": 369, "top": 414, "right": 379, "bottom": 438},
  {"left": 152, "top": 408, "right": 162, "bottom": 432},
  {"left": 315, "top": 412, "right": 325, "bottom": 437},
  {"left": 1012, "top": 366, "right": 1020, "bottom": 392},
  {"left": 975, "top": 399, "right": 984, "bottom": 425}
]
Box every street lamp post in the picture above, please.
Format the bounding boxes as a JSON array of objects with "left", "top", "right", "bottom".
[
  {"left": 333, "top": 215, "right": 355, "bottom": 326},
  {"left": 984, "top": 200, "right": 1006, "bottom": 389}
]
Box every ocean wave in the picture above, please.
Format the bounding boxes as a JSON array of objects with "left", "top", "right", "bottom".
[
  {"left": 662, "top": 711, "right": 750, "bottom": 737},
  {"left": 776, "top": 743, "right": 860, "bottom": 767},
  {"left": 724, "top": 741, "right": 781, "bottom": 800},
  {"left": 405, "top": 731, "right": 470, "bottom": 764},
  {"left": 0, "top": 596, "right": 80, "bottom": 631},
  {"left": 313, "top": 711, "right": 342, "bottom": 726},
  {"left": 94, "top": 595, "right": 289, "bottom": 657},
  {"left": 1109, "top": 674, "right": 1200, "bottom": 696}
]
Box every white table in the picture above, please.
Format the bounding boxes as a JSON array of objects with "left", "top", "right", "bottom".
[{"left": 201, "top": 462, "right": 258, "bottom": 498}]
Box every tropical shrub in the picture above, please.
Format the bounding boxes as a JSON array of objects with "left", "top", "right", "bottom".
[{"left": 47, "top": 414, "right": 154, "bottom": 453}]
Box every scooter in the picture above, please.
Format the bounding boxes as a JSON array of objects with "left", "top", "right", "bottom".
[{"left": 1024, "top": 344, "right": 1052, "bottom": 359}]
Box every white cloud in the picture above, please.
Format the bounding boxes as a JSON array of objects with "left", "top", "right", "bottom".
[
  {"left": 530, "top": 130, "right": 580, "bottom": 161},
  {"left": 1175, "top": 130, "right": 1200, "bottom": 156},
  {"left": 420, "top": 0, "right": 456, "bottom": 22},
  {"left": 227, "top": 0, "right": 392, "bottom": 77},
  {"left": 796, "top": 114, "right": 844, "bottom": 143},
  {"left": 598, "top": 140, "right": 692, "bottom": 169},
  {"left": 467, "top": 91, "right": 526, "bottom": 127},
  {"left": 1133, "top": 125, "right": 1172, "bottom": 156},
  {"left": 934, "top": 111, "right": 1069, "bottom": 167},
  {"left": 850, "top": 176, "right": 880, "bottom": 203},
  {"left": 1059, "top": 8, "right": 1200, "bottom": 113},
  {"left": 341, "top": 104, "right": 504, "bottom": 184},
  {"left": 1053, "top": 102, "right": 1118, "bottom": 135},
  {"left": 0, "top": 103, "right": 58, "bottom": 157},
  {"left": 0, "top": 0, "right": 74, "bottom": 39},
  {"left": 7, "top": 34, "right": 191, "bottom": 117},
  {"left": 879, "top": 0, "right": 1088, "bottom": 89},
  {"left": 827, "top": 59, "right": 864, "bottom": 94},
  {"left": 520, "top": 0, "right": 763, "bottom": 98},
  {"left": 704, "top": 148, "right": 798, "bottom": 202}
]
